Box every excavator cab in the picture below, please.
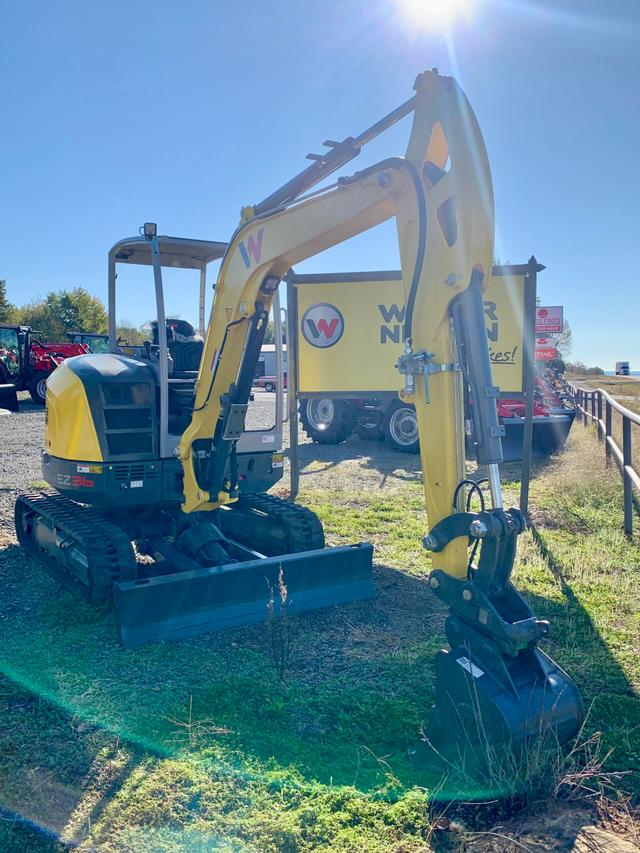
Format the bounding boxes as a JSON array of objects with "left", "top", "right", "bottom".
[{"left": 105, "top": 229, "right": 287, "bottom": 491}]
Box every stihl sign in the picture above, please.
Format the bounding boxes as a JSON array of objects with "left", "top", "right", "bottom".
[
  {"left": 536, "top": 306, "right": 563, "bottom": 334},
  {"left": 535, "top": 336, "right": 557, "bottom": 361}
]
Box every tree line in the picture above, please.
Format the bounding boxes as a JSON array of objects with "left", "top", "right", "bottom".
[
  {"left": 0, "top": 280, "right": 605, "bottom": 375},
  {"left": 0, "top": 280, "right": 145, "bottom": 344}
]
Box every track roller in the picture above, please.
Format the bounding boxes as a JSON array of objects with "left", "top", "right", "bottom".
[{"left": 216, "top": 493, "right": 325, "bottom": 556}]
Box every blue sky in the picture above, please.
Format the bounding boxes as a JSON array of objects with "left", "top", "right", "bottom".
[{"left": 1, "top": 0, "right": 638, "bottom": 369}]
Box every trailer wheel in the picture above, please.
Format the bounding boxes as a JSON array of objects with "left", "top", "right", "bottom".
[
  {"left": 383, "top": 400, "right": 419, "bottom": 453},
  {"left": 29, "top": 372, "right": 49, "bottom": 405},
  {"left": 300, "top": 398, "right": 355, "bottom": 444}
]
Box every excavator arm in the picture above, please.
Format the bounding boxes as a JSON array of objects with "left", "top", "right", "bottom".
[
  {"left": 178, "top": 69, "right": 583, "bottom": 772},
  {"left": 180, "top": 70, "right": 491, "bottom": 573}
]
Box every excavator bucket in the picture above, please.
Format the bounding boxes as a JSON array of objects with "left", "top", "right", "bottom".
[
  {"left": 114, "top": 543, "right": 374, "bottom": 649},
  {"left": 422, "top": 640, "right": 584, "bottom": 780}
]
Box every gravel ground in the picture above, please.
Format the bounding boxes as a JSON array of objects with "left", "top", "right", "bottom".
[
  {"left": 0, "top": 397, "right": 45, "bottom": 546},
  {"left": 251, "top": 390, "right": 423, "bottom": 494},
  {"left": 0, "top": 390, "right": 421, "bottom": 546}
]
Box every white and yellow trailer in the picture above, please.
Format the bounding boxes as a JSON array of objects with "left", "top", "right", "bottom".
[{"left": 288, "top": 262, "right": 555, "bottom": 460}]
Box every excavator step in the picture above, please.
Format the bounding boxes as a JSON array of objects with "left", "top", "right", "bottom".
[{"left": 115, "top": 543, "right": 374, "bottom": 649}]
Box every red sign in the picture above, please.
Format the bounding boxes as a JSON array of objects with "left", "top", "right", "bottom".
[
  {"left": 536, "top": 306, "right": 563, "bottom": 334},
  {"left": 535, "top": 336, "right": 554, "bottom": 348},
  {"left": 535, "top": 348, "right": 558, "bottom": 361}
]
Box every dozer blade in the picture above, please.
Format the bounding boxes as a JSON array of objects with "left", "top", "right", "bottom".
[
  {"left": 114, "top": 543, "right": 374, "bottom": 649},
  {"left": 500, "top": 413, "right": 575, "bottom": 462}
]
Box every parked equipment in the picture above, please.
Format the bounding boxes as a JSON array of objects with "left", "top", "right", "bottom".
[
  {"left": 17, "top": 234, "right": 362, "bottom": 649},
  {"left": 16, "top": 70, "right": 582, "bottom": 770},
  {"left": 67, "top": 332, "right": 109, "bottom": 353},
  {"left": 0, "top": 325, "right": 89, "bottom": 408},
  {"left": 291, "top": 270, "right": 574, "bottom": 460}
]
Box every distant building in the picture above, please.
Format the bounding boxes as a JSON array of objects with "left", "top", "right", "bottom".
[{"left": 256, "top": 344, "right": 288, "bottom": 378}]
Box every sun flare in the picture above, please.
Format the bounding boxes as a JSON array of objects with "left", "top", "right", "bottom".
[{"left": 398, "top": 0, "right": 476, "bottom": 29}]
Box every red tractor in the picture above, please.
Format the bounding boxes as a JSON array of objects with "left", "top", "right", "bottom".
[{"left": 0, "top": 325, "right": 89, "bottom": 409}]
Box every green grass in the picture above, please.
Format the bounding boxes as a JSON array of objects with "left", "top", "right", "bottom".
[{"left": 0, "top": 423, "right": 639, "bottom": 850}]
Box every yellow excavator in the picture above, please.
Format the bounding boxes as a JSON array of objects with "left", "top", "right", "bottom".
[{"left": 15, "top": 70, "right": 582, "bottom": 767}]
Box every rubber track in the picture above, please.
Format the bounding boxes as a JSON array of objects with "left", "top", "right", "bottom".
[
  {"left": 226, "top": 493, "right": 325, "bottom": 555},
  {"left": 15, "top": 492, "right": 137, "bottom": 605}
]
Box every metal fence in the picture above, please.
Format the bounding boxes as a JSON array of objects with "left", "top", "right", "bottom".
[{"left": 568, "top": 382, "right": 640, "bottom": 537}]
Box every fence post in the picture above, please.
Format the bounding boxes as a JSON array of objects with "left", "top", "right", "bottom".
[
  {"left": 591, "top": 391, "right": 596, "bottom": 423},
  {"left": 605, "top": 400, "right": 612, "bottom": 467},
  {"left": 583, "top": 392, "right": 588, "bottom": 426},
  {"left": 597, "top": 392, "right": 603, "bottom": 439},
  {"left": 623, "top": 415, "right": 633, "bottom": 538},
  {"left": 286, "top": 272, "right": 300, "bottom": 500},
  {"left": 519, "top": 256, "right": 542, "bottom": 517}
]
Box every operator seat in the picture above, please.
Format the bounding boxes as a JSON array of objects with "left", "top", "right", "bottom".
[
  {"left": 150, "top": 319, "right": 204, "bottom": 434},
  {"left": 151, "top": 319, "right": 204, "bottom": 374}
]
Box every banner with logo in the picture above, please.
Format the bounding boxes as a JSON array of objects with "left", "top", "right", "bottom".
[
  {"left": 535, "top": 336, "right": 558, "bottom": 361},
  {"left": 294, "top": 269, "right": 529, "bottom": 395},
  {"left": 535, "top": 306, "right": 563, "bottom": 334}
]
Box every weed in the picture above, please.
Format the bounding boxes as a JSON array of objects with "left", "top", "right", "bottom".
[
  {"left": 165, "top": 695, "right": 232, "bottom": 749},
  {"left": 266, "top": 566, "right": 293, "bottom": 685}
]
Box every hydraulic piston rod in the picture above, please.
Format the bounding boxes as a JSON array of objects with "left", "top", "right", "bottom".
[{"left": 253, "top": 95, "right": 416, "bottom": 216}]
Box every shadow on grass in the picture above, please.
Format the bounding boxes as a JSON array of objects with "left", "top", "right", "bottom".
[
  {"left": 525, "top": 522, "right": 640, "bottom": 794},
  {"left": 0, "top": 546, "right": 445, "bottom": 789},
  {"left": 0, "top": 673, "right": 143, "bottom": 850},
  {"left": 291, "top": 431, "right": 565, "bottom": 491},
  {"left": 1, "top": 501, "right": 638, "bottom": 849}
]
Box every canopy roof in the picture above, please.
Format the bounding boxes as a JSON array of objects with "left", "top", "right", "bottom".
[{"left": 109, "top": 235, "right": 228, "bottom": 270}]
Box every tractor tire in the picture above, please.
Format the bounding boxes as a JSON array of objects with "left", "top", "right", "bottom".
[
  {"left": 383, "top": 400, "right": 420, "bottom": 454},
  {"left": 299, "top": 398, "right": 355, "bottom": 445},
  {"left": 0, "top": 364, "right": 18, "bottom": 412},
  {"left": 29, "top": 372, "right": 50, "bottom": 405}
]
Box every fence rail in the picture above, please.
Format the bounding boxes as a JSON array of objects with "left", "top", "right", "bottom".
[{"left": 567, "top": 381, "right": 640, "bottom": 537}]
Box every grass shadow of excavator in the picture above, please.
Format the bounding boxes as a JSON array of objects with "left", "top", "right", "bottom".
[
  {"left": 523, "top": 524, "right": 640, "bottom": 794},
  {"left": 0, "top": 671, "right": 144, "bottom": 852}
]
